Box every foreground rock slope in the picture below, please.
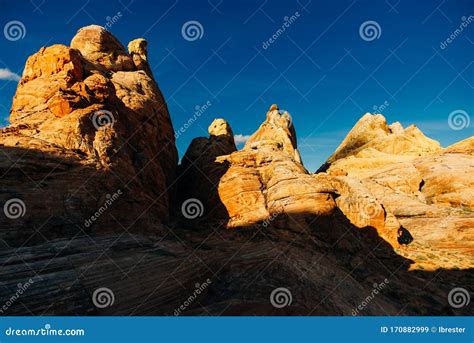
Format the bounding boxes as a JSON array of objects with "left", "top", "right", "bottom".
[{"left": 0, "top": 26, "right": 472, "bottom": 316}]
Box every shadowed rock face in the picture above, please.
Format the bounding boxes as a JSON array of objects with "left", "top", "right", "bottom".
[
  {"left": 0, "top": 25, "right": 472, "bottom": 316},
  {"left": 176, "top": 118, "right": 237, "bottom": 221},
  {"left": 1, "top": 25, "right": 177, "bottom": 243}
]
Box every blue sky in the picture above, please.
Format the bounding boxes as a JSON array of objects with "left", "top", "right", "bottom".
[{"left": 0, "top": 0, "right": 473, "bottom": 171}]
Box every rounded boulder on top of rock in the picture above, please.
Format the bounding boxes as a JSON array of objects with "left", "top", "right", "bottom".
[{"left": 71, "top": 25, "right": 135, "bottom": 72}]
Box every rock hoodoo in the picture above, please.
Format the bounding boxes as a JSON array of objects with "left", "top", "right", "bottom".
[
  {"left": 0, "top": 25, "right": 177, "bottom": 244},
  {"left": 177, "top": 106, "right": 395, "bottom": 247}
]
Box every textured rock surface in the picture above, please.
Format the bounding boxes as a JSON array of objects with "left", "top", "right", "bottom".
[
  {"left": 215, "top": 105, "right": 335, "bottom": 229},
  {"left": 1, "top": 227, "right": 472, "bottom": 316},
  {"left": 0, "top": 25, "right": 177, "bottom": 245},
  {"left": 70, "top": 25, "right": 135, "bottom": 73},
  {"left": 210, "top": 106, "right": 400, "bottom": 247},
  {"left": 0, "top": 26, "right": 471, "bottom": 316},
  {"left": 320, "top": 113, "right": 441, "bottom": 171},
  {"left": 322, "top": 114, "right": 474, "bottom": 270}
]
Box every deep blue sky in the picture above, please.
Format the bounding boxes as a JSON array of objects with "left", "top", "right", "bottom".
[{"left": 1, "top": 0, "right": 473, "bottom": 170}]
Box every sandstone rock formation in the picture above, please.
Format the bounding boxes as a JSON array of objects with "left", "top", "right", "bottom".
[
  {"left": 0, "top": 25, "right": 177, "bottom": 245},
  {"left": 205, "top": 106, "right": 400, "bottom": 247},
  {"left": 0, "top": 25, "right": 471, "bottom": 317},
  {"left": 318, "top": 113, "right": 441, "bottom": 173},
  {"left": 214, "top": 104, "right": 334, "bottom": 228},
  {"left": 181, "top": 108, "right": 472, "bottom": 272},
  {"left": 321, "top": 113, "right": 474, "bottom": 270}
]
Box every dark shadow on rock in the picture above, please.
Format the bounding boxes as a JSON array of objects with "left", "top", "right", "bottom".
[
  {"left": 0, "top": 145, "right": 170, "bottom": 248},
  {"left": 172, "top": 133, "right": 235, "bottom": 229},
  {"left": 0, "top": 147, "right": 471, "bottom": 316}
]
